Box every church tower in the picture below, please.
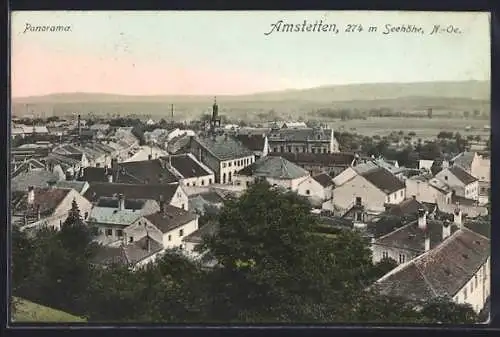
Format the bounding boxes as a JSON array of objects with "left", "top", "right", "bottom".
[{"left": 210, "top": 96, "right": 221, "bottom": 131}]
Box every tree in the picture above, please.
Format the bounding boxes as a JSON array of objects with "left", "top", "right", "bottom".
[
  {"left": 200, "top": 182, "right": 374, "bottom": 322},
  {"left": 420, "top": 297, "right": 479, "bottom": 323}
]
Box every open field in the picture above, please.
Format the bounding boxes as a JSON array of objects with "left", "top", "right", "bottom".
[
  {"left": 333, "top": 117, "right": 491, "bottom": 139},
  {"left": 11, "top": 297, "right": 86, "bottom": 323}
]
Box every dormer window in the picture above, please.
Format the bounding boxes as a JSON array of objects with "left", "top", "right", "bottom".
[{"left": 444, "top": 175, "right": 448, "bottom": 181}]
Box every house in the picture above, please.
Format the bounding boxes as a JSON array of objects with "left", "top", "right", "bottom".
[
  {"left": 10, "top": 158, "right": 47, "bottom": 178},
  {"left": 111, "top": 158, "right": 180, "bottom": 184},
  {"left": 91, "top": 235, "right": 164, "bottom": 271},
  {"left": 83, "top": 182, "right": 189, "bottom": 211},
  {"left": 187, "top": 134, "right": 255, "bottom": 184},
  {"left": 11, "top": 169, "right": 88, "bottom": 193},
  {"left": 450, "top": 151, "right": 490, "bottom": 205},
  {"left": 373, "top": 227, "right": 490, "bottom": 314},
  {"left": 233, "top": 156, "right": 310, "bottom": 191},
  {"left": 371, "top": 207, "right": 462, "bottom": 265},
  {"left": 405, "top": 175, "right": 453, "bottom": 205},
  {"left": 328, "top": 166, "right": 406, "bottom": 215},
  {"left": 11, "top": 185, "right": 93, "bottom": 231},
  {"left": 188, "top": 191, "right": 225, "bottom": 215},
  {"left": 234, "top": 134, "right": 269, "bottom": 159},
  {"left": 268, "top": 152, "right": 356, "bottom": 177},
  {"left": 124, "top": 203, "right": 199, "bottom": 251},
  {"left": 418, "top": 159, "right": 434, "bottom": 171},
  {"left": 166, "top": 153, "right": 215, "bottom": 187},
  {"left": 182, "top": 222, "right": 219, "bottom": 260},
  {"left": 43, "top": 153, "right": 84, "bottom": 179},
  {"left": 383, "top": 197, "right": 438, "bottom": 221},
  {"left": 435, "top": 166, "right": 479, "bottom": 201},
  {"left": 296, "top": 172, "right": 334, "bottom": 204},
  {"left": 87, "top": 195, "right": 161, "bottom": 245},
  {"left": 267, "top": 125, "right": 340, "bottom": 154}
]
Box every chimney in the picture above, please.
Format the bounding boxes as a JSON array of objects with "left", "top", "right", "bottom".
[
  {"left": 118, "top": 193, "right": 125, "bottom": 211},
  {"left": 77, "top": 114, "right": 81, "bottom": 136},
  {"left": 159, "top": 194, "right": 165, "bottom": 213},
  {"left": 442, "top": 220, "right": 451, "bottom": 241},
  {"left": 424, "top": 231, "right": 431, "bottom": 252},
  {"left": 36, "top": 204, "right": 41, "bottom": 221},
  {"left": 111, "top": 158, "right": 118, "bottom": 172},
  {"left": 27, "top": 186, "right": 35, "bottom": 205},
  {"left": 107, "top": 174, "right": 113, "bottom": 183},
  {"left": 412, "top": 195, "right": 416, "bottom": 200},
  {"left": 453, "top": 202, "right": 463, "bottom": 227},
  {"left": 417, "top": 208, "right": 427, "bottom": 231}
]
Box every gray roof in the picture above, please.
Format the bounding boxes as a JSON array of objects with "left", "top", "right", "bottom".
[
  {"left": 145, "top": 205, "right": 197, "bottom": 233},
  {"left": 88, "top": 206, "right": 142, "bottom": 226},
  {"left": 194, "top": 135, "right": 254, "bottom": 161},
  {"left": 451, "top": 152, "right": 475, "bottom": 170},
  {"left": 237, "top": 156, "right": 309, "bottom": 179},
  {"left": 92, "top": 236, "right": 163, "bottom": 267},
  {"left": 11, "top": 170, "right": 63, "bottom": 192},
  {"left": 374, "top": 219, "right": 459, "bottom": 253},
  {"left": 448, "top": 166, "right": 478, "bottom": 185},
  {"left": 375, "top": 228, "right": 490, "bottom": 302},
  {"left": 267, "top": 128, "right": 332, "bottom": 142},
  {"left": 361, "top": 167, "right": 405, "bottom": 194}
]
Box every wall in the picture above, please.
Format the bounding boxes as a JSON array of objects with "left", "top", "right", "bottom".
[
  {"left": 453, "top": 257, "right": 490, "bottom": 314},
  {"left": 131, "top": 250, "right": 163, "bottom": 271},
  {"left": 161, "top": 217, "right": 199, "bottom": 250},
  {"left": 220, "top": 155, "right": 255, "bottom": 184},
  {"left": 471, "top": 155, "right": 490, "bottom": 183},
  {"left": 171, "top": 186, "right": 189, "bottom": 211},
  {"left": 330, "top": 130, "right": 340, "bottom": 153},
  {"left": 435, "top": 168, "right": 476, "bottom": 199},
  {"left": 332, "top": 175, "right": 387, "bottom": 213},
  {"left": 385, "top": 188, "right": 406, "bottom": 205},
  {"left": 296, "top": 176, "right": 328, "bottom": 200},
  {"left": 333, "top": 167, "right": 357, "bottom": 186},
  {"left": 464, "top": 181, "right": 479, "bottom": 201},
  {"left": 405, "top": 179, "right": 450, "bottom": 204},
  {"left": 419, "top": 160, "right": 434, "bottom": 170},
  {"left": 268, "top": 141, "right": 331, "bottom": 154},
  {"left": 371, "top": 243, "right": 419, "bottom": 265},
  {"left": 54, "top": 189, "right": 93, "bottom": 220},
  {"left": 182, "top": 174, "right": 216, "bottom": 187}
]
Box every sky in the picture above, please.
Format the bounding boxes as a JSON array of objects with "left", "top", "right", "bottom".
[{"left": 11, "top": 11, "right": 490, "bottom": 97}]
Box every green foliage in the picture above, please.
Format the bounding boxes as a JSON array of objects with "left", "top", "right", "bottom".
[{"left": 420, "top": 297, "right": 479, "bottom": 323}]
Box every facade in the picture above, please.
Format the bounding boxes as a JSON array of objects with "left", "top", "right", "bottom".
[
  {"left": 168, "top": 153, "right": 215, "bottom": 187},
  {"left": 234, "top": 134, "right": 269, "bottom": 159},
  {"left": 266, "top": 125, "right": 339, "bottom": 154},
  {"left": 435, "top": 166, "right": 479, "bottom": 201},
  {"left": 296, "top": 173, "right": 333, "bottom": 202}
]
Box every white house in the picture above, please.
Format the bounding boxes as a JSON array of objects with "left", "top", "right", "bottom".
[
  {"left": 374, "top": 227, "right": 490, "bottom": 315},
  {"left": 124, "top": 204, "right": 199, "bottom": 251},
  {"left": 11, "top": 186, "right": 93, "bottom": 232},
  {"left": 296, "top": 172, "right": 334, "bottom": 202},
  {"left": 167, "top": 153, "right": 216, "bottom": 188},
  {"left": 418, "top": 159, "right": 434, "bottom": 171},
  {"left": 405, "top": 176, "right": 453, "bottom": 205},
  {"left": 233, "top": 156, "right": 310, "bottom": 191},
  {"left": 328, "top": 167, "right": 405, "bottom": 215},
  {"left": 435, "top": 166, "right": 479, "bottom": 201},
  {"left": 451, "top": 151, "right": 490, "bottom": 205}
]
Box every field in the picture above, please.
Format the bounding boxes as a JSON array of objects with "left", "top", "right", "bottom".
[
  {"left": 11, "top": 297, "right": 86, "bottom": 323},
  {"left": 333, "top": 117, "right": 491, "bottom": 139}
]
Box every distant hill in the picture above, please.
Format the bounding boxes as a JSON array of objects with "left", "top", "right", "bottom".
[
  {"left": 13, "top": 80, "right": 490, "bottom": 104},
  {"left": 11, "top": 81, "right": 490, "bottom": 120}
]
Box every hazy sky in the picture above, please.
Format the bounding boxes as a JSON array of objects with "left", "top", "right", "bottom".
[{"left": 11, "top": 11, "right": 490, "bottom": 97}]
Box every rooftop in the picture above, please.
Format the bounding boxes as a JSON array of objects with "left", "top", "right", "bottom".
[
  {"left": 375, "top": 228, "right": 490, "bottom": 302},
  {"left": 448, "top": 166, "right": 478, "bottom": 185},
  {"left": 12, "top": 187, "right": 71, "bottom": 218},
  {"left": 84, "top": 182, "right": 179, "bottom": 203},
  {"left": 87, "top": 206, "right": 142, "bottom": 225},
  {"left": 167, "top": 154, "right": 212, "bottom": 178},
  {"left": 194, "top": 135, "right": 254, "bottom": 161},
  {"left": 11, "top": 170, "right": 62, "bottom": 192},
  {"left": 92, "top": 236, "right": 163, "bottom": 267},
  {"left": 268, "top": 127, "right": 332, "bottom": 142},
  {"left": 182, "top": 222, "right": 219, "bottom": 244},
  {"left": 361, "top": 167, "right": 405, "bottom": 194},
  {"left": 312, "top": 172, "right": 334, "bottom": 188},
  {"left": 237, "top": 156, "right": 309, "bottom": 180},
  {"left": 268, "top": 152, "right": 355, "bottom": 167},
  {"left": 145, "top": 205, "right": 197, "bottom": 233},
  {"left": 234, "top": 134, "right": 266, "bottom": 152}
]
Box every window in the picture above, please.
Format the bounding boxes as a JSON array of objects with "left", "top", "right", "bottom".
[
  {"left": 186, "top": 182, "right": 190, "bottom": 186},
  {"left": 303, "top": 146, "right": 306, "bottom": 152},
  {"left": 323, "top": 148, "right": 327, "bottom": 153},
  {"left": 84, "top": 212, "right": 89, "bottom": 219},
  {"left": 192, "top": 182, "right": 196, "bottom": 186},
  {"left": 105, "top": 229, "right": 112, "bottom": 236},
  {"left": 280, "top": 146, "right": 284, "bottom": 152},
  {"left": 116, "top": 229, "right": 124, "bottom": 237},
  {"left": 209, "top": 178, "right": 213, "bottom": 184},
  {"left": 311, "top": 148, "right": 316, "bottom": 154},
  {"left": 470, "top": 282, "right": 474, "bottom": 292},
  {"left": 306, "top": 190, "right": 310, "bottom": 195},
  {"left": 168, "top": 235, "right": 172, "bottom": 241},
  {"left": 228, "top": 162, "right": 232, "bottom": 167},
  {"left": 201, "top": 180, "right": 205, "bottom": 186},
  {"left": 129, "top": 236, "right": 134, "bottom": 243},
  {"left": 222, "top": 173, "right": 227, "bottom": 184},
  {"left": 222, "top": 163, "right": 227, "bottom": 168},
  {"left": 180, "top": 244, "right": 184, "bottom": 250},
  {"left": 177, "top": 192, "right": 181, "bottom": 198},
  {"left": 444, "top": 175, "right": 448, "bottom": 181},
  {"left": 399, "top": 254, "right": 405, "bottom": 264},
  {"left": 182, "top": 204, "right": 185, "bottom": 210},
  {"left": 246, "top": 181, "right": 250, "bottom": 186},
  {"left": 382, "top": 251, "right": 389, "bottom": 259},
  {"left": 400, "top": 190, "right": 403, "bottom": 197},
  {"left": 464, "top": 288, "right": 467, "bottom": 300},
  {"left": 287, "top": 146, "right": 292, "bottom": 152},
  {"left": 179, "top": 229, "right": 184, "bottom": 237}
]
